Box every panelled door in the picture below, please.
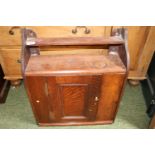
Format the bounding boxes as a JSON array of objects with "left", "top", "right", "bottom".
[
  {"left": 25, "top": 75, "right": 102, "bottom": 124},
  {"left": 47, "top": 75, "right": 102, "bottom": 123}
]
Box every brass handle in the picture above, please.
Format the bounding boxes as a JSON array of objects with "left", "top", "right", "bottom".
[
  {"left": 9, "top": 26, "right": 21, "bottom": 35},
  {"left": 72, "top": 26, "right": 91, "bottom": 34}
]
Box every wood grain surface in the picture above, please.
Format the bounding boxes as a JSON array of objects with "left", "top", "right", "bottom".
[
  {"left": 26, "top": 36, "right": 124, "bottom": 46},
  {"left": 25, "top": 54, "right": 126, "bottom": 76}
]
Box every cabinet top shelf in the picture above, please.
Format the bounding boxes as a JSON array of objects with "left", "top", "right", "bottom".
[
  {"left": 26, "top": 36, "right": 124, "bottom": 46},
  {"left": 25, "top": 54, "right": 126, "bottom": 76}
]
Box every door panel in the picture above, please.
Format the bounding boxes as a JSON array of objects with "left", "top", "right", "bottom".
[
  {"left": 25, "top": 75, "right": 102, "bottom": 124},
  {"left": 47, "top": 76, "right": 102, "bottom": 122},
  {"left": 60, "top": 85, "right": 88, "bottom": 117}
]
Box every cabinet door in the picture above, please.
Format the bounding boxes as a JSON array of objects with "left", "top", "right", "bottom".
[{"left": 47, "top": 76, "right": 102, "bottom": 122}]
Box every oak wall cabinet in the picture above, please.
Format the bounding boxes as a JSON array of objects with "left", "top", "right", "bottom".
[
  {"left": 22, "top": 28, "right": 129, "bottom": 126},
  {"left": 0, "top": 26, "right": 155, "bottom": 86}
]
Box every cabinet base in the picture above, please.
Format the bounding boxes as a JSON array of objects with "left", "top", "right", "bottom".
[{"left": 38, "top": 120, "right": 113, "bottom": 126}]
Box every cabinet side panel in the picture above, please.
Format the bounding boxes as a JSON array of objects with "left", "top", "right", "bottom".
[
  {"left": 97, "top": 73, "right": 126, "bottom": 121},
  {"left": 25, "top": 76, "right": 50, "bottom": 123}
]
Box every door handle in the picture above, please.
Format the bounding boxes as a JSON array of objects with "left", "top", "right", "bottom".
[
  {"left": 95, "top": 96, "right": 99, "bottom": 102},
  {"left": 9, "top": 26, "right": 21, "bottom": 35},
  {"left": 72, "top": 26, "right": 91, "bottom": 34}
]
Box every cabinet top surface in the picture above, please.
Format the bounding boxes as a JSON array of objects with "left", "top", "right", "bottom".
[{"left": 25, "top": 54, "right": 126, "bottom": 76}]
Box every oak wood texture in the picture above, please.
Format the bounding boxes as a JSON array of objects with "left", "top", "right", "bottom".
[
  {"left": 22, "top": 28, "right": 128, "bottom": 126},
  {"left": 125, "top": 26, "right": 155, "bottom": 81},
  {"left": 26, "top": 36, "right": 124, "bottom": 46},
  {"left": 97, "top": 73, "right": 126, "bottom": 121},
  {"left": 0, "top": 26, "right": 111, "bottom": 46},
  {"left": 25, "top": 55, "right": 126, "bottom": 76},
  {"left": 0, "top": 26, "right": 154, "bottom": 84},
  {"left": 0, "top": 26, "right": 111, "bottom": 82},
  {"left": 111, "top": 28, "right": 129, "bottom": 70},
  {"left": 135, "top": 27, "right": 155, "bottom": 78},
  {"left": 114, "top": 26, "right": 155, "bottom": 83},
  {"left": 0, "top": 48, "right": 22, "bottom": 79}
]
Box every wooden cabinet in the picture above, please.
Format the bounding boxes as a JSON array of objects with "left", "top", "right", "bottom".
[
  {"left": 22, "top": 28, "right": 128, "bottom": 126},
  {"left": 25, "top": 73, "right": 126, "bottom": 126},
  {"left": 0, "top": 26, "right": 155, "bottom": 86}
]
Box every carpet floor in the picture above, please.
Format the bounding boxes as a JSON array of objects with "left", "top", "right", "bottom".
[{"left": 0, "top": 82, "right": 150, "bottom": 129}]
